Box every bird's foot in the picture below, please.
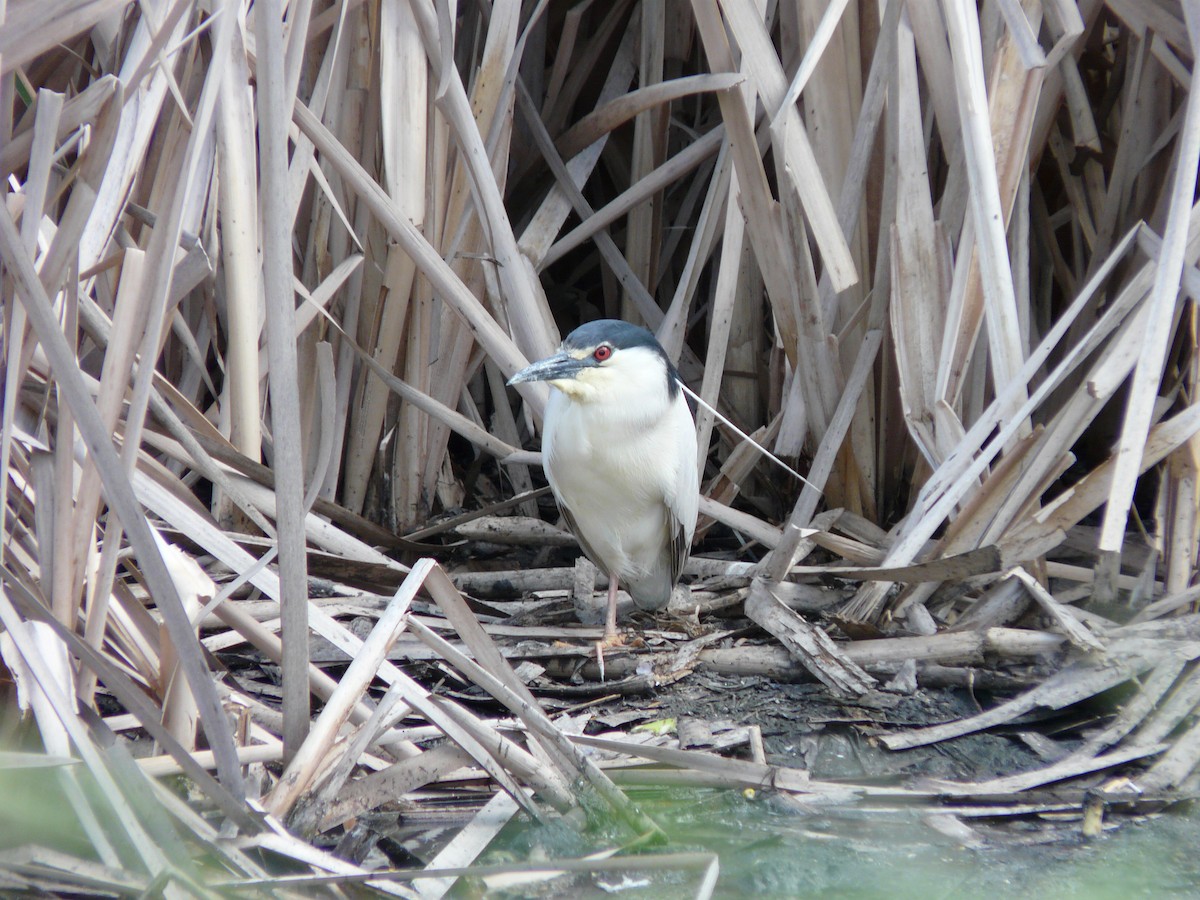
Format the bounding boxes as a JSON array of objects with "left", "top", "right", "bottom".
[{"left": 595, "top": 630, "right": 627, "bottom": 682}]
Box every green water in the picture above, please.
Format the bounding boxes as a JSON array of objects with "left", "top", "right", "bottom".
[
  {"left": 489, "top": 787, "right": 1200, "bottom": 898},
  {"left": 4, "top": 751, "right": 1198, "bottom": 896}
]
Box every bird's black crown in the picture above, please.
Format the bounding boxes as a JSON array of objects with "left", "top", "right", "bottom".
[
  {"left": 562, "top": 319, "right": 663, "bottom": 353},
  {"left": 562, "top": 319, "right": 680, "bottom": 399}
]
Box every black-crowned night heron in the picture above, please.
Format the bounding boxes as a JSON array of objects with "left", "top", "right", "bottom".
[{"left": 508, "top": 320, "right": 699, "bottom": 649}]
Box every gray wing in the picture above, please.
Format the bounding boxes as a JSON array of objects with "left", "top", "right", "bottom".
[{"left": 663, "top": 395, "right": 700, "bottom": 586}]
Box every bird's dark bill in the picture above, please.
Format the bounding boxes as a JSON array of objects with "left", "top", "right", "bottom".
[{"left": 507, "top": 352, "right": 590, "bottom": 385}]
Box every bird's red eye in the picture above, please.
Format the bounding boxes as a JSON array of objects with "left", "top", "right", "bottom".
[{"left": 593, "top": 345, "right": 613, "bottom": 362}]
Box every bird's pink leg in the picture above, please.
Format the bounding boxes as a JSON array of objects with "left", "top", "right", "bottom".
[
  {"left": 604, "top": 576, "right": 620, "bottom": 642},
  {"left": 596, "top": 575, "right": 623, "bottom": 680}
]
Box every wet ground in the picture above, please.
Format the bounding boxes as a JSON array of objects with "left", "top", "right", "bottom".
[{"left": 649, "top": 671, "right": 1044, "bottom": 781}]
